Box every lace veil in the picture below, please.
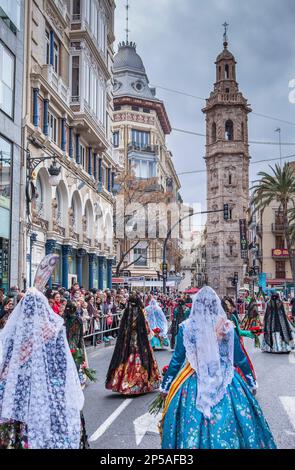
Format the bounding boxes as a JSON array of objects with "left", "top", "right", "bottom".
[
  {"left": 183, "top": 286, "right": 234, "bottom": 419},
  {"left": 146, "top": 298, "right": 168, "bottom": 336},
  {"left": 0, "top": 261, "right": 84, "bottom": 448}
]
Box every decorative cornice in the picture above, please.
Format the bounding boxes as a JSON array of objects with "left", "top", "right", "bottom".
[{"left": 114, "top": 96, "right": 171, "bottom": 134}]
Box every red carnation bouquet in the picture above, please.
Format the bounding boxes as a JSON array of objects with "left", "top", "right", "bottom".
[
  {"left": 70, "top": 348, "right": 97, "bottom": 382},
  {"left": 249, "top": 326, "right": 264, "bottom": 348},
  {"left": 149, "top": 365, "right": 169, "bottom": 416}
]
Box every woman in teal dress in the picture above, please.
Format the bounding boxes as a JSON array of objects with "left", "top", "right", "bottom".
[{"left": 160, "top": 286, "right": 276, "bottom": 449}]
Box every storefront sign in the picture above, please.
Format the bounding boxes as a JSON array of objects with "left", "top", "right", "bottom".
[{"left": 272, "top": 248, "right": 289, "bottom": 257}]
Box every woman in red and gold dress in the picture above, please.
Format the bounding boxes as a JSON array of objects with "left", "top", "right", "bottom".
[{"left": 105, "top": 293, "right": 161, "bottom": 395}]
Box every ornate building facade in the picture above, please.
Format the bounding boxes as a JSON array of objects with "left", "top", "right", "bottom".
[
  {"left": 112, "top": 41, "right": 182, "bottom": 287},
  {"left": 0, "top": 0, "right": 24, "bottom": 292},
  {"left": 203, "top": 36, "right": 251, "bottom": 297},
  {"left": 20, "top": 0, "right": 117, "bottom": 290}
]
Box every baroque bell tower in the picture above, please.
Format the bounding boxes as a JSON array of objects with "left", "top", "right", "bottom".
[{"left": 202, "top": 24, "right": 252, "bottom": 297}]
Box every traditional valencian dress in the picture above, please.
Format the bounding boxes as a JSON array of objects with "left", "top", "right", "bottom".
[
  {"left": 0, "top": 287, "right": 84, "bottom": 449},
  {"left": 64, "top": 301, "right": 92, "bottom": 449},
  {"left": 160, "top": 286, "right": 276, "bottom": 449},
  {"left": 170, "top": 301, "right": 190, "bottom": 350},
  {"left": 261, "top": 293, "right": 295, "bottom": 353},
  {"left": 222, "top": 297, "right": 257, "bottom": 385},
  {"left": 241, "top": 298, "right": 263, "bottom": 332},
  {"left": 105, "top": 295, "right": 161, "bottom": 395},
  {"left": 145, "top": 299, "right": 170, "bottom": 350}
]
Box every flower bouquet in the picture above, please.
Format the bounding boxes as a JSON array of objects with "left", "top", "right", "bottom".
[
  {"left": 153, "top": 327, "right": 161, "bottom": 336},
  {"left": 70, "top": 348, "right": 97, "bottom": 382},
  {"left": 249, "top": 326, "right": 264, "bottom": 348},
  {"left": 148, "top": 365, "right": 168, "bottom": 416}
]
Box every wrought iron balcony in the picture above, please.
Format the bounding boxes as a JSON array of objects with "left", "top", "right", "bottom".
[
  {"left": 272, "top": 223, "right": 285, "bottom": 233},
  {"left": 275, "top": 271, "right": 286, "bottom": 279},
  {"left": 128, "top": 142, "right": 159, "bottom": 155}
]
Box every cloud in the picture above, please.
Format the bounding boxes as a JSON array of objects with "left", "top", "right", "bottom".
[{"left": 114, "top": 0, "right": 295, "bottom": 208}]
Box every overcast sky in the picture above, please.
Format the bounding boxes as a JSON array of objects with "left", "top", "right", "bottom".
[{"left": 114, "top": 0, "right": 295, "bottom": 229}]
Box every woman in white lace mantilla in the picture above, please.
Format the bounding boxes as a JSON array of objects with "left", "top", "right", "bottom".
[
  {"left": 160, "top": 286, "right": 276, "bottom": 449},
  {"left": 0, "top": 256, "right": 84, "bottom": 449}
]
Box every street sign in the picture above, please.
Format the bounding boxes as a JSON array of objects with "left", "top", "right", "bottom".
[{"left": 239, "top": 219, "right": 248, "bottom": 259}]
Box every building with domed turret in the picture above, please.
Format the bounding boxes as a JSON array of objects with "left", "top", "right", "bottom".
[
  {"left": 112, "top": 41, "right": 182, "bottom": 288},
  {"left": 203, "top": 33, "right": 252, "bottom": 297}
]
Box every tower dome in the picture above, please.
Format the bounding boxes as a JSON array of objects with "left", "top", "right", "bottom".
[
  {"left": 113, "top": 41, "right": 157, "bottom": 101},
  {"left": 113, "top": 42, "right": 146, "bottom": 74}
]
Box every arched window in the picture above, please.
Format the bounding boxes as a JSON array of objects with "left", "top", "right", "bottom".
[
  {"left": 212, "top": 122, "right": 217, "bottom": 143},
  {"left": 225, "top": 120, "right": 234, "bottom": 141},
  {"left": 229, "top": 173, "right": 232, "bottom": 185},
  {"left": 225, "top": 64, "right": 229, "bottom": 79}
]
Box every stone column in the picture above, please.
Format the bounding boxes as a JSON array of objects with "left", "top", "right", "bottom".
[
  {"left": 76, "top": 133, "right": 80, "bottom": 164},
  {"left": 45, "top": 239, "right": 56, "bottom": 289},
  {"left": 77, "top": 248, "right": 85, "bottom": 287},
  {"left": 33, "top": 88, "right": 39, "bottom": 127},
  {"left": 69, "top": 127, "right": 73, "bottom": 158},
  {"left": 43, "top": 98, "right": 49, "bottom": 135},
  {"left": 88, "top": 253, "right": 95, "bottom": 289},
  {"left": 49, "top": 30, "right": 54, "bottom": 66},
  {"left": 61, "top": 117, "right": 66, "bottom": 151},
  {"left": 88, "top": 146, "right": 92, "bottom": 176},
  {"left": 98, "top": 255, "right": 105, "bottom": 290},
  {"left": 107, "top": 258, "right": 113, "bottom": 289},
  {"left": 93, "top": 152, "right": 97, "bottom": 179},
  {"left": 62, "top": 245, "right": 71, "bottom": 289}
]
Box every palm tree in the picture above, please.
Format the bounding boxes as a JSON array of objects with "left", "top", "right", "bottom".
[{"left": 251, "top": 163, "right": 295, "bottom": 286}]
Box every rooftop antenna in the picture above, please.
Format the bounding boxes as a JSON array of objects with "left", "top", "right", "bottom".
[
  {"left": 222, "top": 21, "right": 229, "bottom": 48},
  {"left": 125, "top": 0, "right": 130, "bottom": 43}
]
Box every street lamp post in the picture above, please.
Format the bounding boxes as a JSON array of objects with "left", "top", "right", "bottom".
[{"left": 29, "top": 232, "right": 37, "bottom": 287}]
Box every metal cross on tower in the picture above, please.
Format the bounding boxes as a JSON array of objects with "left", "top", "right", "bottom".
[{"left": 223, "top": 21, "right": 229, "bottom": 46}]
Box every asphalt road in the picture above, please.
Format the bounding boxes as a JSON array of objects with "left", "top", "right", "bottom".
[{"left": 83, "top": 338, "right": 295, "bottom": 449}]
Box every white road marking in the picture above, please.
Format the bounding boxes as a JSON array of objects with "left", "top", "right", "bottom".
[
  {"left": 89, "top": 398, "right": 133, "bottom": 442},
  {"left": 279, "top": 396, "right": 295, "bottom": 431},
  {"left": 133, "top": 412, "right": 161, "bottom": 446}
]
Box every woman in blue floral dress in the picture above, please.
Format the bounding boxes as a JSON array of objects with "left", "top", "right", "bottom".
[{"left": 160, "top": 286, "right": 276, "bottom": 449}]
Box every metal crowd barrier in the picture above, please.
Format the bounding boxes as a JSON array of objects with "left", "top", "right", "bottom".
[{"left": 83, "top": 310, "right": 124, "bottom": 347}]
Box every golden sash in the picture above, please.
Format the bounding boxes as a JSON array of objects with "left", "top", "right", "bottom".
[{"left": 162, "top": 362, "right": 194, "bottom": 417}]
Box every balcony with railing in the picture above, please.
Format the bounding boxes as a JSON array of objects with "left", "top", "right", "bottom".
[
  {"left": 70, "top": 14, "right": 108, "bottom": 66},
  {"left": 275, "top": 271, "right": 286, "bottom": 279},
  {"left": 69, "top": 96, "right": 108, "bottom": 149},
  {"left": 41, "top": 65, "right": 70, "bottom": 105},
  {"left": 128, "top": 142, "right": 159, "bottom": 155},
  {"left": 272, "top": 223, "right": 285, "bottom": 233}
]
